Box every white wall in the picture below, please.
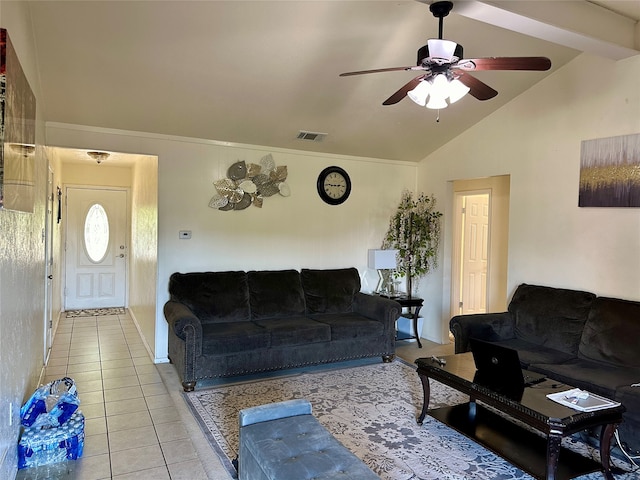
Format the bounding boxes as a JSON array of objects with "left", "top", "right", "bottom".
[
  {"left": 0, "top": 3, "right": 48, "bottom": 478},
  {"left": 129, "top": 155, "right": 158, "bottom": 357},
  {"left": 45, "top": 124, "right": 420, "bottom": 362},
  {"left": 416, "top": 53, "right": 640, "bottom": 343}
]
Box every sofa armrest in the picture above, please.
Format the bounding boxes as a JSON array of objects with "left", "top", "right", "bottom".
[
  {"left": 449, "top": 312, "right": 515, "bottom": 354},
  {"left": 164, "top": 300, "right": 203, "bottom": 353},
  {"left": 353, "top": 292, "right": 401, "bottom": 334},
  {"left": 239, "top": 399, "right": 312, "bottom": 427}
]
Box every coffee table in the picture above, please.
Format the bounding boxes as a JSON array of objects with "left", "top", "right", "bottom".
[{"left": 415, "top": 353, "right": 626, "bottom": 480}]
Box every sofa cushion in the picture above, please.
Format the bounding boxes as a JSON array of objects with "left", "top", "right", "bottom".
[
  {"left": 578, "top": 297, "right": 640, "bottom": 368},
  {"left": 301, "top": 268, "right": 360, "bottom": 314},
  {"left": 201, "top": 322, "right": 270, "bottom": 355},
  {"left": 314, "top": 313, "right": 383, "bottom": 340},
  {"left": 509, "top": 284, "right": 595, "bottom": 356},
  {"left": 528, "top": 358, "right": 639, "bottom": 398},
  {"left": 248, "top": 270, "right": 306, "bottom": 320},
  {"left": 254, "top": 317, "right": 331, "bottom": 347},
  {"left": 169, "top": 271, "right": 250, "bottom": 324}
]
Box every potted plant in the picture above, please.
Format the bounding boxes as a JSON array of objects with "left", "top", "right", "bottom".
[{"left": 381, "top": 190, "right": 442, "bottom": 298}]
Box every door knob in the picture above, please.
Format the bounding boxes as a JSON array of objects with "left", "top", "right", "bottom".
[{"left": 118, "top": 254, "right": 125, "bottom": 258}]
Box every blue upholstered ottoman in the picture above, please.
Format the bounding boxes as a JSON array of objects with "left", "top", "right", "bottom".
[{"left": 238, "top": 399, "right": 379, "bottom": 480}]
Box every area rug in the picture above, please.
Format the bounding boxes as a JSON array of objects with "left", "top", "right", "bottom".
[
  {"left": 184, "top": 359, "right": 635, "bottom": 480},
  {"left": 65, "top": 307, "right": 126, "bottom": 317}
]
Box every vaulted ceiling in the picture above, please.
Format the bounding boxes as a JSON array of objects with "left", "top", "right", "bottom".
[{"left": 28, "top": 1, "right": 640, "bottom": 163}]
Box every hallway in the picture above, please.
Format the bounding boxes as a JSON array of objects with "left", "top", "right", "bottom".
[{"left": 16, "top": 311, "right": 224, "bottom": 480}]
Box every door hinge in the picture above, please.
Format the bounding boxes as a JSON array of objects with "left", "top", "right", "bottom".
[
  {"left": 461, "top": 207, "right": 466, "bottom": 214},
  {"left": 459, "top": 301, "right": 463, "bottom": 308}
]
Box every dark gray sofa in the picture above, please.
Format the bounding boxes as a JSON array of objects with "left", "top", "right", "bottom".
[
  {"left": 449, "top": 283, "right": 640, "bottom": 455},
  {"left": 164, "top": 268, "right": 400, "bottom": 391}
]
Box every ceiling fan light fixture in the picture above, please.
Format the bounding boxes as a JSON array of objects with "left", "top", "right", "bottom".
[
  {"left": 426, "top": 95, "right": 448, "bottom": 110},
  {"left": 427, "top": 39, "right": 458, "bottom": 62},
  {"left": 430, "top": 74, "right": 449, "bottom": 96},
  {"left": 407, "top": 80, "right": 432, "bottom": 106},
  {"left": 448, "top": 78, "right": 471, "bottom": 104}
]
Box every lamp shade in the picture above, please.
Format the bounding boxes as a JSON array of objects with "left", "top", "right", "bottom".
[
  {"left": 427, "top": 39, "right": 458, "bottom": 62},
  {"left": 408, "top": 80, "right": 431, "bottom": 107},
  {"left": 368, "top": 249, "right": 398, "bottom": 270},
  {"left": 448, "top": 78, "right": 470, "bottom": 104}
]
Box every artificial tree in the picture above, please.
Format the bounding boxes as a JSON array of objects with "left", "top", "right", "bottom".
[{"left": 382, "top": 190, "right": 442, "bottom": 297}]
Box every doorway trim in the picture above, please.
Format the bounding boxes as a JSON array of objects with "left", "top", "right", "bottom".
[{"left": 450, "top": 175, "right": 510, "bottom": 318}]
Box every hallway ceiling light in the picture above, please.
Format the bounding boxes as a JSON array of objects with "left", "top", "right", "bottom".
[{"left": 87, "top": 151, "right": 110, "bottom": 165}]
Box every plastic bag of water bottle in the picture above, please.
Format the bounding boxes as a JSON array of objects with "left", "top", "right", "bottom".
[{"left": 20, "top": 377, "right": 80, "bottom": 428}]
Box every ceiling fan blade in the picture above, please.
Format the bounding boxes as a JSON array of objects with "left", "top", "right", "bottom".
[
  {"left": 456, "top": 73, "right": 498, "bottom": 101},
  {"left": 382, "top": 76, "right": 426, "bottom": 105},
  {"left": 456, "top": 57, "right": 551, "bottom": 71},
  {"left": 339, "top": 66, "right": 415, "bottom": 77}
]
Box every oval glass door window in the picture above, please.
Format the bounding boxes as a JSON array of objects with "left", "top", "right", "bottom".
[{"left": 84, "top": 203, "right": 110, "bottom": 263}]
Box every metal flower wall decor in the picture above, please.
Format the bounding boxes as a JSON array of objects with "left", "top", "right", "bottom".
[{"left": 209, "top": 154, "right": 290, "bottom": 211}]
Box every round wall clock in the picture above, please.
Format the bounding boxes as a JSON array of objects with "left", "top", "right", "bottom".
[{"left": 317, "top": 166, "right": 351, "bottom": 205}]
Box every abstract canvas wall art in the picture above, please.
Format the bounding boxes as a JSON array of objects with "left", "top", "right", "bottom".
[
  {"left": 0, "top": 28, "right": 37, "bottom": 212},
  {"left": 579, "top": 133, "right": 640, "bottom": 207}
]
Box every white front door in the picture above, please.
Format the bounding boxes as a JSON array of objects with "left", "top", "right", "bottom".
[{"left": 65, "top": 187, "right": 128, "bottom": 310}]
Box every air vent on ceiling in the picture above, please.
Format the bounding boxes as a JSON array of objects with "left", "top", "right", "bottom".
[{"left": 296, "top": 130, "right": 327, "bottom": 142}]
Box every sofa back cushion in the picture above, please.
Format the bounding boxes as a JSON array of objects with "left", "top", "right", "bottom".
[
  {"left": 300, "top": 268, "right": 360, "bottom": 314},
  {"left": 248, "top": 270, "right": 306, "bottom": 320},
  {"left": 578, "top": 297, "right": 640, "bottom": 367},
  {"left": 509, "top": 283, "right": 595, "bottom": 356},
  {"left": 168, "top": 271, "right": 250, "bottom": 324}
]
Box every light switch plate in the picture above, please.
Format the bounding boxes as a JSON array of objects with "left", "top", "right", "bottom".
[{"left": 179, "top": 230, "right": 192, "bottom": 239}]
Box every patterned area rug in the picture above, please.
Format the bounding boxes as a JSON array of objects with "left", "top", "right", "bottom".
[
  {"left": 65, "top": 307, "right": 126, "bottom": 317},
  {"left": 184, "top": 359, "right": 636, "bottom": 480}
]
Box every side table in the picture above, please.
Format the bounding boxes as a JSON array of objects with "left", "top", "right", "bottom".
[{"left": 393, "top": 296, "right": 424, "bottom": 348}]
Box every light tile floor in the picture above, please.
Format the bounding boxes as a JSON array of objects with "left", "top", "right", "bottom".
[
  {"left": 15, "top": 311, "right": 225, "bottom": 480},
  {"left": 16, "top": 310, "right": 452, "bottom": 480}
]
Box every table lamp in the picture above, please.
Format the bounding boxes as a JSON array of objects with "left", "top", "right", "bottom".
[{"left": 368, "top": 249, "right": 398, "bottom": 295}]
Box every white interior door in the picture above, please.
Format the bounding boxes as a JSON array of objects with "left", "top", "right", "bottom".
[
  {"left": 65, "top": 187, "right": 127, "bottom": 310},
  {"left": 452, "top": 191, "right": 490, "bottom": 316},
  {"left": 44, "top": 167, "right": 54, "bottom": 359},
  {"left": 460, "top": 194, "right": 489, "bottom": 314}
]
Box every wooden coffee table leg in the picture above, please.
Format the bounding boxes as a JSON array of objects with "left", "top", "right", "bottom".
[
  {"left": 417, "top": 374, "right": 431, "bottom": 425},
  {"left": 546, "top": 419, "right": 563, "bottom": 480},
  {"left": 599, "top": 422, "right": 618, "bottom": 480}
]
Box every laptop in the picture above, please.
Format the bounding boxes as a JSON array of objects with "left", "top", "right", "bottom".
[{"left": 469, "top": 338, "right": 546, "bottom": 395}]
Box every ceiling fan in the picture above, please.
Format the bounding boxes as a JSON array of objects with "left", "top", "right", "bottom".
[{"left": 339, "top": 1, "right": 551, "bottom": 109}]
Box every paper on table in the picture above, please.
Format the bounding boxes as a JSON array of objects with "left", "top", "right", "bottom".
[{"left": 546, "top": 388, "right": 621, "bottom": 412}]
